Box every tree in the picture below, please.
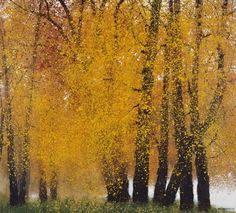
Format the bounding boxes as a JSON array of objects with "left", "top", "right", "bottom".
[
  {"left": 133, "top": 0, "right": 162, "bottom": 203},
  {"left": 188, "top": 0, "right": 228, "bottom": 210},
  {"left": 153, "top": 19, "right": 170, "bottom": 205},
  {"left": 0, "top": 0, "right": 234, "bottom": 208},
  {"left": 163, "top": 0, "right": 194, "bottom": 210},
  {"left": 0, "top": 17, "right": 19, "bottom": 206},
  {"left": 18, "top": 0, "right": 43, "bottom": 204},
  {"left": 101, "top": 0, "right": 130, "bottom": 203}
]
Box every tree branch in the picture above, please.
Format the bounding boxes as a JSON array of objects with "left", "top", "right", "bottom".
[
  {"left": 57, "top": 0, "right": 75, "bottom": 33},
  {"left": 9, "top": 0, "right": 68, "bottom": 41}
]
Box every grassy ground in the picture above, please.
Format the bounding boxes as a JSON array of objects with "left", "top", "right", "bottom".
[{"left": 0, "top": 199, "right": 232, "bottom": 213}]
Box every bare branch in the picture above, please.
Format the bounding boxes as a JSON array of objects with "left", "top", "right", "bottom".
[
  {"left": 9, "top": 0, "right": 68, "bottom": 41},
  {"left": 57, "top": 0, "right": 75, "bottom": 33}
]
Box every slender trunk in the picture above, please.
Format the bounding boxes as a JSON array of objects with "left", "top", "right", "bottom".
[
  {"left": 18, "top": 2, "right": 42, "bottom": 205},
  {"left": 153, "top": 45, "right": 169, "bottom": 204},
  {"left": 50, "top": 171, "right": 58, "bottom": 200},
  {"left": 188, "top": 0, "right": 211, "bottom": 210},
  {"left": 180, "top": 161, "right": 193, "bottom": 210},
  {"left": 195, "top": 40, "right": 226, "bottom": 212},
  {"left": 172, "top": 15, "right": 194, "bottom": 213},
  {"left": 0, "top": 18, "right": 19, "bottom": 206},
  {"left": 39, "top": 168, "right": 48, "bottom": 203},
  {"left": 163, "top": 137, "right": 192, "bottom": 207},
  {"left": 195, "top": 20, "right": 227, "bottom": 212},
  {"left": 193, "top": 0, "right": 227, "bottom": 210},
  {"left": 7, "top": 123, "right": 18, "bottom": 206},
  {"left": 133, "top": 0, "right": 162, "bottom": 203},
  {"left": 18, "top": 167, "right": 30, "bottom": 204},
  {"left": 163, "top": 140, "right": 190, "bottom": 206},
  {"left": 153, "top": 146, "right": 168, "bottom": 204},
  {"left": 172, "top": 1, "right": 194, "bottom": 209},
  {"left": 180, "top": 0, "right": 203, "bottom": 208},
  {"left": 189, "top": 0, "right": 204, "bottom": 209},
  {"left": 196, "top": 141, "right": 210, "bottom": 211},
  {"left": 163, "top": 0, "right": 193, "bottom": 209},
  {"left": 133, "top": 104, "right": 151, "bottom": 203}
]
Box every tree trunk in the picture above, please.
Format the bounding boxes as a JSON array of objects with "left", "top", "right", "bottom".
[
  {"left": 163, "top": 137, "right": 192, "bottom": 207},
  {"left": 0, "top": 18, "right": 19, "bottom": 206},
  {"left": 194, "top": 34, "right": 226, "bottom": 211},
  {"left": 106, "top": 171, "right": 130, "bottom": 202},
  {"left": 180, "top": 161, "right": 194, "bottom": 210},
  {"left": 112, "top": 160, "right": 130, "bottom": 202},
  {"left": 18, "top": 1, "right": 42, "bottom": 205},
  {"left": 186, "top": 0, "right": 204, "bottom": 208},
  {"left": 196, "top": 143, "right": 210, "bottom": 211},
  {"left": 153, "top": 45, "right": 169, "bottom": 204},
  {"left": 98, "top": 1, "right": 130, "bottom": 203},
  {"left": 18, "top": 167, "right": 30, "bottom": 204},
  {"left": 192, "top": 0, "right": 227, "bottom": 210},
  {"left": 7, "top": 126, "right": 19, "bottom": 206},
  {"left": 133, "top": 130, "right": 150, "bottom": 202},
  {"left": 102, "top": 150, "right": 130, "bottom": 203},
  {"left": 39, "top": 169, "right": 48, "bottom": 203},
  {"left": 133, "top": 0, "right": 162, "bottom": 203},
  {"left": 162, "top": 0, "right": 194, "bottom": 209},
  {"left": 102, "top": 142, "right": 130, "bottom": 202},
  {"left": 153, "top": 153, "right": 168, "bottom": 204},
  {"left": 50, "top": 171, "right": 58, "bottom": 200}
]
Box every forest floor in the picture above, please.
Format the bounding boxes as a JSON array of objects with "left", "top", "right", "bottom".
[{"left": 0, "top": 198, "right": 233, "bottom": 213}]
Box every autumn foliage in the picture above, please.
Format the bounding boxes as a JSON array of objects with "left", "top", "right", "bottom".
[{"left": 0, "top": 0, "right": 236, "bottom": 211}]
